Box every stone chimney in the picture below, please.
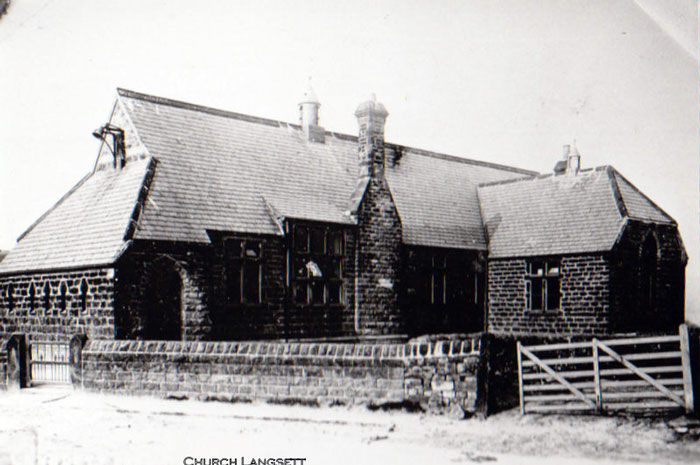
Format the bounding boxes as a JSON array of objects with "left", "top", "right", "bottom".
[
  {"left": 553, "top": 143, "right": 581, "bottom": 176},
  {"left": 553, "top": 145, "right": 570, "bottom": 175},
  {"left": 355, "top": 94, "right": 389, "bottom": 178},
  {"left": 298, "top": 80, "right": 324, "bottom": 143},
  {"left": 351, "top": 94, "right": 403, "bottom": 336}
]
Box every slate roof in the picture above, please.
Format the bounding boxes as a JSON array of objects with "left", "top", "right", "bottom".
[
  {"left": 477, "top": 166, "right": 676, "bottom": 258},
  {"left": 0, "top": 88, "right": 677, "bottom": 274},
  {"left": 0, "top": 158, "right": 155, "bottom": 274},
  {"left": 115, "top": 89, "right": 533, "bottom": 249}
]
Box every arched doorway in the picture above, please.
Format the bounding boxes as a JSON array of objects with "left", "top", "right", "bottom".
[
  {"left": 639, "top": 234, "right": 658, "bottom": 331},
  {"left": 143, "top": 257, "right": 183, "bottom": 340}
]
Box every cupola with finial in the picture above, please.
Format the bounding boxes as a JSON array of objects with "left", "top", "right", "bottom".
[{"left": 298, "top": 78, "right": 325, "bottom": 143}]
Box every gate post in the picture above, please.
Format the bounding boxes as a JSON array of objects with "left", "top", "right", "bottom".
[
  {"left": 680, "top": 324, "right": 698, "bottom": 414},
  {"left": 6, "top": 334, "right": 28, "bottom": 389},
  {"left": 69, "top": 334, "right": 88, "bottom": 388},
  {"left": 592, "top": 338, "right": 603, "bottom": 413}
]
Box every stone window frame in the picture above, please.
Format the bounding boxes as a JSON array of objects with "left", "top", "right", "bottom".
[
  {"left": 223, "top": 237, "right": 264, "bottom": 306},
  {"left": 525, "top": 258, "right": 561, "bottom": 312},
  {"left": 291, "top": 223, "right": 345, "bottom": 307}
]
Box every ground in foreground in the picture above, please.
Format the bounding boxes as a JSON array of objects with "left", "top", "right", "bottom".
[{"left": 0, "top": 387, "right": 698, "bottom": 465}]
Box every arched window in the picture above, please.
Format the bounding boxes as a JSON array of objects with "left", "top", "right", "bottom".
[
  {"left": 59, "top": 281, "right": 68, "bottom": 315},
  {"left": 28, "top": 283, "right": 36, "bottom": 315},
  {"left": 143, "top": 257, "right": 183, "bottom": 340},
  {"left": 43, "top": 281, "right": 51, "bottom": 314},
  {"left": 640, "top": 234, "right": 658, "bottom": 317},
  {"left": 80, "top": 279, "right": 89, "bottom": 314}
]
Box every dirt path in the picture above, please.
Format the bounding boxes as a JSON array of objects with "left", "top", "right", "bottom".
[{"left": 0, "top": 386, "right": 697, "bottom": 464}]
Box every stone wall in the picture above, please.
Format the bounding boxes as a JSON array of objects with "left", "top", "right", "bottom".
[
  {"left": 80, "top": 337, "right": 483, "bottom": 415},
  {"left": 0, "top": 268, "right": 115, "bottom": 342},
  {"left": 487, "top": 254, "right": 611, "bottom": 336}
]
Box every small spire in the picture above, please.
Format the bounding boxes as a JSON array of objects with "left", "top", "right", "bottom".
[
  {"left": 571, "top": 139, "right": 580, "bottom": 157},
  {"left": 299, "top": 77, "right": 323, "bottom": 142},
  {"left": 300, "top": 77, "right": 320, "bottom": 105}
]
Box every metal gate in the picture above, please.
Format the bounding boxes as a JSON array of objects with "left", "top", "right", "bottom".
[
  {"left": 517, "top": 324, "right": 694, "bottom": 414},
  {"left": 30, "top": 342, "right": 71, "bottom": 384}
]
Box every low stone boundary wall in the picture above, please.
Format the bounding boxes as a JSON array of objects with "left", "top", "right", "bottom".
[{"left": 80, "top": 337, "right": 484, "bottom": 415}]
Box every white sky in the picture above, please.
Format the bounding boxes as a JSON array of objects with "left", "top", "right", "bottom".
[{"left": 0, "top": 0, "right": 698, "bottom": 321}]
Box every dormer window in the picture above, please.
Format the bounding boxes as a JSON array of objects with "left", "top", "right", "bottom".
[{"left": 292, "top": 225, "right": 345, "bottom": 306}]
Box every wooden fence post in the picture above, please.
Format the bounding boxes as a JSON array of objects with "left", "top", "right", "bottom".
[
  {"left": 592, "top": 338, "right": 603, "bottom": 412},
  {"left": 516, "top": 341, "right": 525, "bottom": 415},
  {"left": 679, "top": 324, "right": 695, "bottom": 414}
]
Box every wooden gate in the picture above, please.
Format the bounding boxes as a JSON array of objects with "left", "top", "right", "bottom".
[
  {"left": 517, "top": 325, "right": 694, "bottom": 414},
  {"left": 29, "top": 342, "right": 71, "bottom": 385}
]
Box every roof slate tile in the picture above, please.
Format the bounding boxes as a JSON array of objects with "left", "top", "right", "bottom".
[{"left": 0, "top": 158, "right": 154, "bottom": 274}]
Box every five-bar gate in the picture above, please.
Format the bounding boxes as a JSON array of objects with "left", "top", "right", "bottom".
[{"left": 517, "top": 325, "right": 694, "bottom": 414}]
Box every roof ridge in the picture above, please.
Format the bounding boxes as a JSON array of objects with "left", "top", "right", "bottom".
[
  {"left": 117, "top": 88, "right": 285, "bottom": 128},
  {"left": 477, "top": 165, "right": 605, "bottom": 188},
  {"left": 117, "top": 87, "right": 536, "bottom": 176},
  {"left": 387, "top": 144, "right": 537, "bottom": 174}
]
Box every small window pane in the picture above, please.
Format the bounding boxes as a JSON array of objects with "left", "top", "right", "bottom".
[
  {"left": 548, "top": 265, "right": 560, "bottom": 276},
  {"left": 547, "top": 277, "right": 560, "bottom": 310},
  {"left": 530, "top": 262, "right": 544, "bottom": 276},
  {"left": 225, "top": 265, "right": 241, "bottom": 305},
  {"left": 433, "top": 272, "right": 444, "bottom": 305},
  {"left": 310, "top": 228, "right": 325, "bottom": 254},
  {"left": 328, "top": 282, "right": 342, "bottom": 304},
  {"left": 294, "top": 282, "right": 308, "bottom": 305},
  {"left": 310, "top": 280, "right": 325, "bottom": 305},
  {"left": 328, "top": 259, "right": 341, "bottom": 279},
  {"left": 294, "top": 256, "right": 308, "bottom": 278},
  {"left": 245, "top": 241, "right": 261, "bottom": 259},
  {"left": 225, "top": 239, "right": 242, "bottom": 258},
  {"left": 531, "top": 277, "right": 543, "bottom": 310},
  {"left": 243, "top": 263, "right": 260, "bottom": 303},
  {"left": 329, "top": 232, "right": 344, "bottom": 256},
  {"left": 295, "top": 227, "right": 309, "bottom": 253}
]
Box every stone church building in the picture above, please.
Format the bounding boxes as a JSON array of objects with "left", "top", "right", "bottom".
[{"left": 0, "top": 87, "right": 687, "bottom": 344}]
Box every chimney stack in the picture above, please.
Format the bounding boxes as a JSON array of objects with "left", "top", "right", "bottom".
[
  {"left": 298, "top": 80, "right": 324, "bottom": 142},
  {"left": 553, "top": 145, "right": 570, "bottom": 175},
  {"left": 355, "top": 94, "right": 389, "bottom": 178},
  {"left": 553, "top": 143, "right": 581, "bottom": 176}
]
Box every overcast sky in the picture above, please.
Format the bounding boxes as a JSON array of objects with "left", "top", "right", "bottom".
[{"left": 0, "top": 0, "right": 698, "bottom": 321}]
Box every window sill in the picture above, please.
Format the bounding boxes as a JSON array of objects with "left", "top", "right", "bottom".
[{"left": 527, "top": 309, "right": 560, "bottom": 316}]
